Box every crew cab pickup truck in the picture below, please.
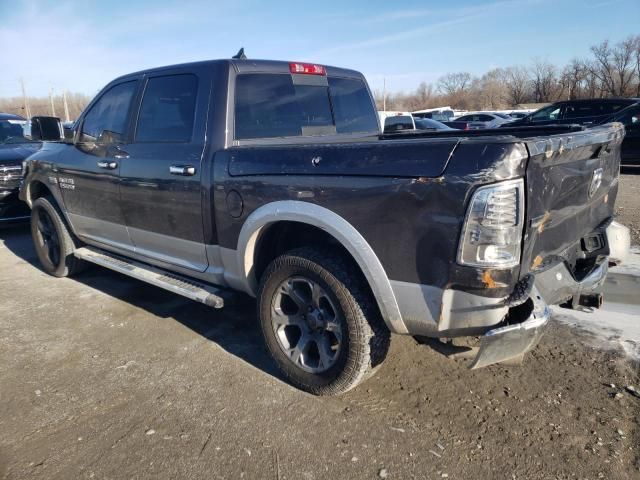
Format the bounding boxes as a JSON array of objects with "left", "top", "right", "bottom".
[{"left": 20, "top": 58, "right": 627, "bottom": 395}]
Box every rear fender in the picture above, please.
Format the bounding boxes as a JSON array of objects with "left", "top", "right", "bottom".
[{"left": 226, "top": 200, "right": 408, "bottom": 334}]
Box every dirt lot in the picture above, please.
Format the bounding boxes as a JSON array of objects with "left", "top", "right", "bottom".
[{"left": 1, "top": 174, "right": 639, "bottom": 480}]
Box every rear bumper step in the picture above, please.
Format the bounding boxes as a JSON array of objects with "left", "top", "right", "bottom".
[{"left": 74, "top": 247, "right": 226, "bottom": 308}]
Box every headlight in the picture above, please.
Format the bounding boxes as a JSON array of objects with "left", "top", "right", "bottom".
[{"left": 458, "top": 179, "right": 525, "bottom": 268}]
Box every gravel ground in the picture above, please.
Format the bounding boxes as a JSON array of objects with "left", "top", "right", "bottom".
[
  {"left": 1, "top": 173, "right": 639, "bottom": 479},
  {"left": 617, "top": 171, "right": 640, "bottom": 245},
  {"left": 1, "top": 220, "right": 639, "bottom": 479}
]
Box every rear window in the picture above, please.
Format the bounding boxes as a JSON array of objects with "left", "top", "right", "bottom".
[
  {"left": 234, "top": 73, "right": 378, "bottom": 140},
  {"left": 383, "top": 116, "right": 414, "bottom": 133}
]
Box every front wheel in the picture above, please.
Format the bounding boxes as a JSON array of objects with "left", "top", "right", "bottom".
[
  {"left": 258, "top": 247, "right": 390, "bottom": 395},
  {"left": 31, "top": 197, "right": 83, "bottom": 277}
]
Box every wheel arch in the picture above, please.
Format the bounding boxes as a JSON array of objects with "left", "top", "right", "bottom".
[{"left": 231, "top": 201, "right": 407, "bottom": 334}]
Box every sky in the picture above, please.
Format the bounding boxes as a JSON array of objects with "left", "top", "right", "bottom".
[{"left": 1, "top": 0, "right": 638, "bottom": 98}]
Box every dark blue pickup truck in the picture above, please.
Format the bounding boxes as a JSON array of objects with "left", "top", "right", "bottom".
[{"left": 20, "top": 57, "right": 628, "bottom": 395}]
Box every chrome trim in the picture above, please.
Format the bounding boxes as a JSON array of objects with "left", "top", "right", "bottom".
[
  {"left": 535, "top": 261, "right": 608, "bottom": 306},
  {"left": 607, "top": 221, "right": 630, "bottom": 265}
]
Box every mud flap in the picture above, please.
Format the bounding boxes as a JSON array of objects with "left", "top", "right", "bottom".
[{"left": 470, "top": 288, "right": 550, "bottom": 369}]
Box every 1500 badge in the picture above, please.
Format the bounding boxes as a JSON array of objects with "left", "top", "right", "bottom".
[{"left": 57, "top": 177, "right": 75, "bottom": 190}]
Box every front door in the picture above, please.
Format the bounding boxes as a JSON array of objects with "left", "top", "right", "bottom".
[
  {"left": 119, "top": 69, "right": 209, "bottom": 272},
  {"left": 57, "top": 79, "right": 139, "bottom": 250}
]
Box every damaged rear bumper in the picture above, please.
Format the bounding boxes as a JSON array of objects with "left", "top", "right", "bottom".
[{"left": 470, "top": 287, "right": 550, "bottom": 369}]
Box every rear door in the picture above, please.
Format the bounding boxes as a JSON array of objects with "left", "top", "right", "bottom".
[
  {"left": 57, "top": 79, "right": 139, "bottom": 249},
  {"left": 118, "top": 67, "right": 210, "bottom": 272}
]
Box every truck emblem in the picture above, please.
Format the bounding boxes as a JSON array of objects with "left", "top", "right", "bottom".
[{"left": 588, "top": 168, "right": 603, "bottom": 198}]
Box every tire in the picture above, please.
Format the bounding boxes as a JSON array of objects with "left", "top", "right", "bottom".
[
  {"left": 30, "top": 196, "right": 84, "bottom": 277},
  {"left": 258, "top": 246, "right": 390, "bottom": 395}
]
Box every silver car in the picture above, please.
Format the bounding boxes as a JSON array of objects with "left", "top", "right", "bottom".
[{"left": 453, "top": 112, "right": 513, "bottom": 129}]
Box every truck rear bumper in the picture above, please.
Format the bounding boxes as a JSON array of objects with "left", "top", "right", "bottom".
[{"left": 469, "top": 287, "right": 550, "bottom": 369}]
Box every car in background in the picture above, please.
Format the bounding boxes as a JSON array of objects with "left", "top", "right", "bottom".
[
  {"left": 507, "top": 98, "right": 639, "bottom": 127},
  {"left": 379, "top": 111, "right": 416, "bottom": 133},
  {"left": 598, "top": 102, "right": 640, "bottom": 167},
  {"left": 414, "top": 118, "right": 455, "bottom": 131},
  {"left": 451, "top": 112, "right": 513, "bottom": 129},
  {"left": 0, "top": 113, "right": 41, "bottom": 222},
  {"left": 506, "top": 111, "right": 530, "bottom": 119},
  {"left": 412, "top": 108, "right": 456, "bottom": 122}
]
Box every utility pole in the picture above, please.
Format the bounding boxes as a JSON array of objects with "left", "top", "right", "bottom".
[
  {"left": 383, "top": 77, "right": 386, "bottom": 112},
  {"left": 20, "top": 78, "right": 31, "bottom": 118},
  {"left": 49, "top": 87, "right": 56, "bottom": 116},
  {"left": 63, "top": 90, "right": 70, "bottom": 122}
]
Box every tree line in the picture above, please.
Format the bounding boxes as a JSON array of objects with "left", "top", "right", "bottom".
[
  {"left": 1, "top": 35, "right": 639, "bottom": 119},
  {"left": 0, "top": 92, "right": 92, "bottom": 121},
  {"left": 375, "top": 35, "right": 640, "bottom": 112}
]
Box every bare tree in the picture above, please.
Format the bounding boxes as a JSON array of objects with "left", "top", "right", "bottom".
[
  {"left": 560, "top": 59, "right": 588, "bottom": 100},
  {"left": 502, "top": 66, "right": 532, "bottom": 106},
  {"left": 530, "top": 59, "right": 560, "bottom": 103},
  {"left": 590, "top": 37, "right": 637, "bottom": 96}
]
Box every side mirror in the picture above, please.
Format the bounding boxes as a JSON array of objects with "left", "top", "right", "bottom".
[{"left": 30, "top": 116, "right": 64, "bottom": 141}]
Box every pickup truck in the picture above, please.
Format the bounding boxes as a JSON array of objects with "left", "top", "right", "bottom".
[
  {"left": 1, "top": 114, "right": 66, "bottom": 222},
  {"left": 20, "top": 57, "right": 627, "bottom": 395}
]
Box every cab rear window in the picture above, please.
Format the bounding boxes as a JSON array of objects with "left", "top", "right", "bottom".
[{"left": 234, "top": 74, "right": 378, "bottom": 140}]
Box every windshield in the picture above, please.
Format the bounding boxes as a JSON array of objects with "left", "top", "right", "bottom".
[
  {"left": 0, "top": 118, "right": 34, "bottom": 144},
  {"left": 494, "top": 113, "right": 512, "bottom": 119},
  {"left": 415, "top": 118, "right": 451, "bottom": 130}
]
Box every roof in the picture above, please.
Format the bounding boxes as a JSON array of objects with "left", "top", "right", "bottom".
[
  {"left": 117, "top": 58, "right": 363, "bottom": 82},
  {"left": 0, "top": 113, "right": 26, "bottom": 121}
]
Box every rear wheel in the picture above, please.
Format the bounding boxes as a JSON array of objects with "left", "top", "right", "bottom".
[
  {"left": 258, "top": 247, "right": 390, "bottom": 395},
  {"left": 31, "top": 197, "right": 83, "bottom": 277}
]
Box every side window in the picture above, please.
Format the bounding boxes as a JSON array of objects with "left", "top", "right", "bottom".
[
  {"left": 479, "top": 114, "right": 494, "bottom": 121},
  {"left": 135, "top": 74, "right": 198, "bottom": 143},
  {"left": 81, "top": 81, "right": 137, "bottom": 143},
  {"left": 531, "top": 105, "right": 561, "bottom": 121},
  {"left": 564, "top": 103, "right": 596, "bottom": 119}
]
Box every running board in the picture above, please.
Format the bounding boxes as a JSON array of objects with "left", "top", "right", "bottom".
[{"left": 73, "top": 247, "right": 226, "bottom": 308}]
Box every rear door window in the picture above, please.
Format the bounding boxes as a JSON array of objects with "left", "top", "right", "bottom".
[
  {"left": 234, "top": 73, "right": 378, "bottom": 140},
  {"left": 135, "top": 74, "right": 198, "bottom": 142}
]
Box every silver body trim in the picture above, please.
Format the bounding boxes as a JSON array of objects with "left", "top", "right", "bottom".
[
  {"left": 230, "top": 200, "right": 408, "bottom": 334},
  {"left": 390, "top": 280, "right": 508, "bottom": 336}
]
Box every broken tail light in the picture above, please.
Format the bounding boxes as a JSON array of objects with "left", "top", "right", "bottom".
[{"left": 458, "top": 179, "right": 525, "bottom": 268}]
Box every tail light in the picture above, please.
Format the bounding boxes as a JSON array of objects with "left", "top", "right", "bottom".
[
  {"left": 289, "top": 63, "right": 326, "bottom": 75},
  {"left": 458, "top": 179, "right": 525, "bottom": 268}
]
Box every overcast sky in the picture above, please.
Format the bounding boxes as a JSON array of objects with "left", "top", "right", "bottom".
[{"left": 1, "top": 0, "right": 638, "bottom": 98}]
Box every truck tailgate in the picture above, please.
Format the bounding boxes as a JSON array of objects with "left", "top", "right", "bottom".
[{"left": 520, "top": 123, "right": 625, "bottom": 278}]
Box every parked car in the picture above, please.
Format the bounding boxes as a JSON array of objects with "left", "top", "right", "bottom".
[
  {"left": 414, "top": 118, "right": 454, "bottom": 130},
  {"left": 20, "top": 57, "right": 627, "bottom": 395},
  {"left": 379, "top": 111, "right": 415, "bottom": 133},
  {"left": 0, "top": 113, "right": 40, "bottom": 222},
  {"left": 412, "top": 109, "right": 455, "bottom": 122},
  {"left": 598, "top": 102, "right": 640, "bottom": 166},
  {"left": 507, "top": 111, "right": 530, "bottom": 119},
  {"left": 452, "top": 112, "right": 513, "bottom": 129},
  {"left": 507, "top": 98, "right": 639, "bottom": 127}
]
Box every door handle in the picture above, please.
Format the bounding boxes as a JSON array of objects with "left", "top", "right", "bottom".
[
  {"left": 169, "top": 165, "right": 196, "bottom": 176},
  {"left": 97, "top": 161, "right": 118, "bottom": 169}
]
